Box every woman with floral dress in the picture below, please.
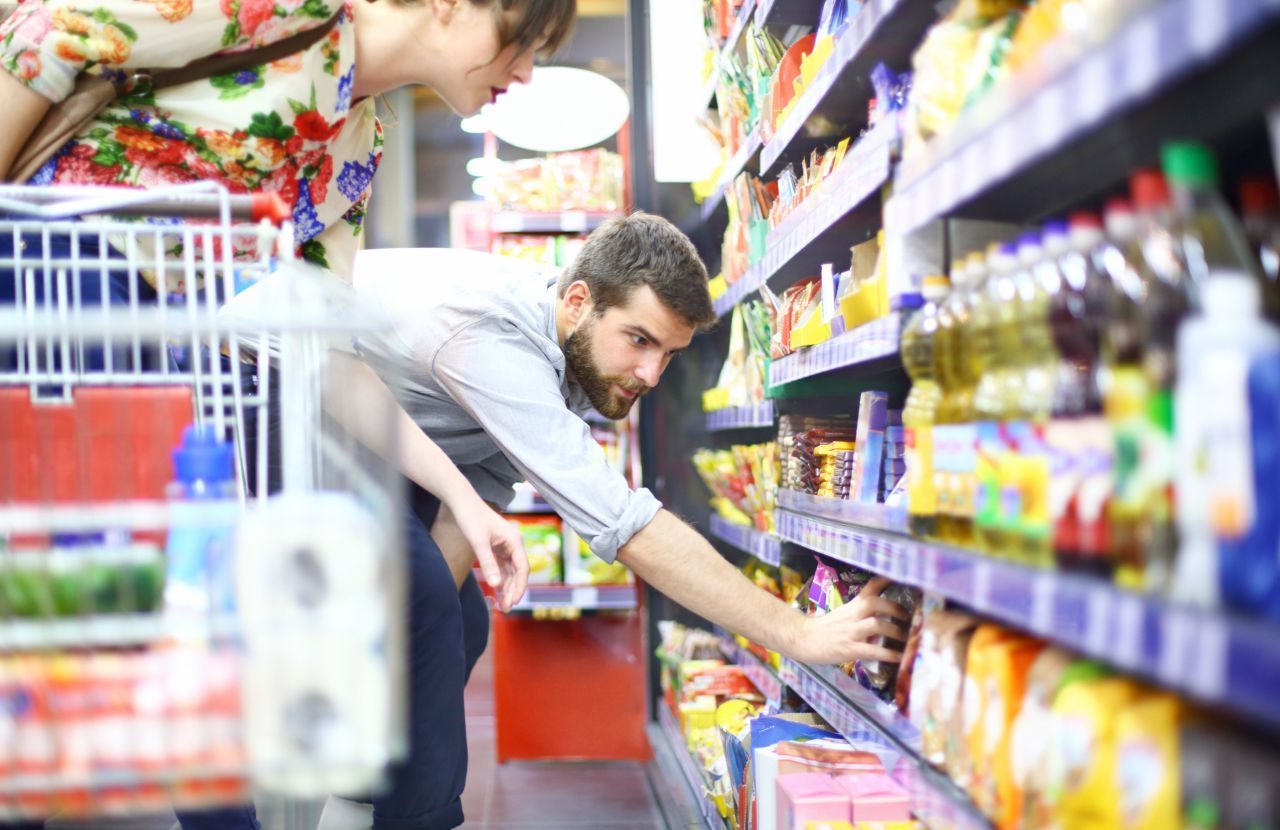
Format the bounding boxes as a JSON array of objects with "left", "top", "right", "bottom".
[{"left": 0, "top": 0, "right": 575, "bottom": 827}]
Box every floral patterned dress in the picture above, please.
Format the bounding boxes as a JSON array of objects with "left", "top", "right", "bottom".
[{"left": 0, "top": 0, "right": 381, "bottom": 278}]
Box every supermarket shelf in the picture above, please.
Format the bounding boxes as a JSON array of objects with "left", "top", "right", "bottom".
[
  {"left": 711, "top": 123, "right": 894, "bottom": 319},
  {"left": 759, "top": 0, "right": 937, "bottom": 177},
  {"left": 709, "top": 514, "right": 781, "bottom": 567},
  {"left": 754, "top": 0, "right": 823, "bottom": 29},
  {"left": 769, "top": 312, "right": 901, "bottom": 386},
  {"left": 511, "top": 583, "right": 638, "bottom": 612},
  {"left": 777, "top": 489, "right": 908, "bottom": 534},
  {"left": 711, "top": 263, "right": 765, "bottom": 319},
  {"left": 775, "top": 509, "right": 1280, "bottom": 732},
  {"left": 888, "top": 0, "right": 1280, "bottom": 234},
  {"left": 699, "top": 131, "right": 764, "bottom": 223},
  {"left": 489, "top": 211, "right": 621, "bottom": 234},
  {"left": 779, "top": 657, "right": 993, "bottom": 830},
  {"left": 701, "top": 0, "right": 759, "bottom": 111},
  {"left": 654, "top": 703, "right": 723, "bottom": 830},
  {"left": 717, "top": 634, "right": 784, "bottom": 706},
  {"left": 705, "top": 401, "right": 775, "bottom": 431},
  {"left": 0, "top": 763, "right": 246, "bottom": 797},
  {"left": 0, "top": 613, "right": 242, "bottom": 651}
]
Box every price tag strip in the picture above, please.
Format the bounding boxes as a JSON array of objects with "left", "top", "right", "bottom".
[{"left": 773, "top": 506, "right": 1277, "bottom": 728}]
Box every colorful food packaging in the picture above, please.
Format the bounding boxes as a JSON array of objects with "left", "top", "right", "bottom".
[
  {"left": 1049, "top": 677, "right": 1144, "bottom": 829},
  {"left": 973, "top": 636, "right": 1044, "bottom": 828}
]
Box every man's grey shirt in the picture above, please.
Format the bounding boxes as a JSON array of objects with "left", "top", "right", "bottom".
[{"left": 353, "top": 247, "right": 662, "bottom": 563}]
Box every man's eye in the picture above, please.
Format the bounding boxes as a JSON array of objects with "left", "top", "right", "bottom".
[{"left": 631, "top": 335, "right": 647, "bottom": 347}]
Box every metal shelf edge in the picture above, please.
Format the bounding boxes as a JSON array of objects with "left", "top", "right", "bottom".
[{"left": 774, "top": 508, "right": 1280, "bottom": 732}]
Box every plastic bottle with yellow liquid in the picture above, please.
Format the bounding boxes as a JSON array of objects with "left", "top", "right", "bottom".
[
  {"left": 1006, "top": 222, "right": 1069, "bottom": 568},
  {"left": 934, "top": 252, "right": 988, "bottom": 545},
  {"left": 971, "top": 240, "right": 1022, "bottom": 556},
  {"left": 903, "top": 274, "right": 950, "bottom": 540}
]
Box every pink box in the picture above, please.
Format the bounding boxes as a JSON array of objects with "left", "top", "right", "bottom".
[
  {"left": 835, "top": 773, "right": 911, "bottom": 822},
  {"left": 776, "top": 773, "right": 851, "bottom": 830}
]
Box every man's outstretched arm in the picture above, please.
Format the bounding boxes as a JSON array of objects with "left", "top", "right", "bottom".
[{"left": 617, "top": 509, "right": 909, "bottom": 665}]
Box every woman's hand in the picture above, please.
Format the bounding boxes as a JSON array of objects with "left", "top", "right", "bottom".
[
  {"left": 447, "top": 492, "right": 529, "bottom": 613},
  {"left": 794, "top": 576, "right": 911, "bottom": 665}
]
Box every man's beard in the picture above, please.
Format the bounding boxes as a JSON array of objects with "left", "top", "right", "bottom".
[{"left": 564, "top": 317, "right": 648, "bottom": 420}]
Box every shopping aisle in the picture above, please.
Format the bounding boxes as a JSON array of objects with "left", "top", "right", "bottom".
[{"left": 460, "top": 642, "right": 669, "bottom": 830}]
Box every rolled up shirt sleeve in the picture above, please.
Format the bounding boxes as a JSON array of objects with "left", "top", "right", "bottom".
[{"left": 432, "top": 318, "right": 661, "bottom": 563}]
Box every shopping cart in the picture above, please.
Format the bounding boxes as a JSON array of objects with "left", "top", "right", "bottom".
[{"left": 0, "top": 183, "right": 406, "bottom": 824}]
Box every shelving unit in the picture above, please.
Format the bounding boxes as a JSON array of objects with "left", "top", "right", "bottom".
[
  {"left": 708, "top": 514, "right": 782, "bottom": 567},
  {"left": 700, "top": 131, "right": 765, "bottom": 223},
  {"left": 718, "top": 633, "right": 784, "bottom": 705},
  {"left": 512, "top": 584, "right": 638, "bottom": 613},
  {"left": 649, "top": 0, "right": 1280, "bottom": 825},
  {"left": 654, "top": 703, "right": 723, "bottom": 830},
  {"left": 759, "top": 0, "right": 938, "bottom": 177},
  {"left": 705, "top": 400, "right": 775, "bottom": 431},
  {"left": 888, "top": 0, "right": 1280, "bottom": 234},
  {"left": 711, "top": 121, "right": 895, "bottom": 319},
  {"left": 700, "top": 0, "right": 760, "bottom": 112},
  {"left": 775, "top": 508, "right": 1280, "bottom": 731},
  {"left": 768, "top": 311, "right": 901, "bottom": 385}
]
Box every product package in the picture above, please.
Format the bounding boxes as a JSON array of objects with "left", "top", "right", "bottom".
[
  {"left": 509, "top": 516, "right": 563, "bottom": 585},
  {"left": 1049, "top": 676, "right": 1144, "bottom": 829}
]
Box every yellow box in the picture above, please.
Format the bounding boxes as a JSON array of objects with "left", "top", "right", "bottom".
[
  {"left": 708, "top": 273, "right": 728, "bottom": 300},
  {"left": 702, "top": 386, "right": 730, "bottom": 412},
  {"left": 789, "top": 311, "right": 831, "bottom": 348},
  {"left": 800, "top": 34, "right": 835, "bottom": 88}
]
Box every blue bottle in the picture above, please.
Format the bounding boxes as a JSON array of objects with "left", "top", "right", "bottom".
[{"left": 165, "top": 426, "right": 237, "bottom": 638}]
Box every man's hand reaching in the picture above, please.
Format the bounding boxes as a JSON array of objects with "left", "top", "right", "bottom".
[
  {"left": 793, "top": 576, "right": 911, "bottom": 665},
  {"left": 447, "top": 495, "right": 529, "bottom": 613}
]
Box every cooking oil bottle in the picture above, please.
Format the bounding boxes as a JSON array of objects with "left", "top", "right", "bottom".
[
  {"left": 971, "top": 239, "right": 1023, "bottom": 556},
  {"left": 903, "top": 274, "right": 949, "bottom": 540},
  {"left": 1008, "top": 222, "right": 1068, "bottom": 567},
  {"left": 934, "top": 251, "right": 989, "bottom": 546}
]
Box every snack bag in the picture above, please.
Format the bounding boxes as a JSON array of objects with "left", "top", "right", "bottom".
[
  {"left": 1049, "top": 677, "right": 1143, "bottom": 829},
  {"left": 1115, "top": 693, "right": 1183, "bottom": 830},
  {"left": 974, "top": 636, "right": 1044, "bottom": 828},
  {"left": 510, "top": 516, "right": 563, "bottom": 584},
  {"left": 1009, "top": 647, "right": 1077, "bottom": 828},
  {"left": 917, "top": 611, "right": 979, "bottom": 768},
  {"left": 956, "top": 624, "right": 1018, "bottom": 789}
]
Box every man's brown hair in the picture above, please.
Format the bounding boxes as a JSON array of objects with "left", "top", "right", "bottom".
[{"left": 559, "top": 212, "right": 715, "bottom": 329}]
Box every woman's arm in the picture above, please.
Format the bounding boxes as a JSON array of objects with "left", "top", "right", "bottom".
[{"left": 0, "top": 70, "right": 50, "bottom": 179}]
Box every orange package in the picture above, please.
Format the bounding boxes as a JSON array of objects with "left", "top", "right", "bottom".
[
  {"left": 955, "top": 624, "right": 1019, "bottom": 790},
  {"left": 973, "top": 635, "right": 1044, "bottom": 828}
]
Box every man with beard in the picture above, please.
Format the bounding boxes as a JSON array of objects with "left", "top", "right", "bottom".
[{"left": 344, "top": 212, "right": 908, "bottom": 826}]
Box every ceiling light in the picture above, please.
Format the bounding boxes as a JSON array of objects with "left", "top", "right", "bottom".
[{"left": 485, "top": 67, "right": 630, "bottom": 153}]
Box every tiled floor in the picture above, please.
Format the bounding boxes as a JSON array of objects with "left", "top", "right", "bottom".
[{"left": 459, "top": 643, "right": 667, "bottom": 830}]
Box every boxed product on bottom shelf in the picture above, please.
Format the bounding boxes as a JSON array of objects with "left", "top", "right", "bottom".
[{"left": 657, "top": 621, "right": 925, "bottom": 830}]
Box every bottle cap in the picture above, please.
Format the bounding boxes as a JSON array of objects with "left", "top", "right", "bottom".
[
  {"left": 898, "top": 291, "right": 924, "bottom": 310},
  {"left": 1043, "top": 219, "right": 1069, "bottom": 239},
  {"left": 173, "top": 425, "right": 235, "bottom": 485},
  {"left": 1103, "top": 197, "right": 1133, "bottom": 218},
  {"left": 1239, "top": 176, "right": 1280, "bottom": 214},
  {"left": 1130, "top": 169, "right": 1170, "bottom": 210},
  {"left": 1161, "top": 141, "right": 1219, "bottom": 187},
  {"left": 922, "top": 274, "right": 950, "bottom": 299},
  {"left": 1202, "top": 270, "right": 1261, "bottom": 318},
  {"left": 1068, "top": 211, "right": 1103, "bottom": 230}
]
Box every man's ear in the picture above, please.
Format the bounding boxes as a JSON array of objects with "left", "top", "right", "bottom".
[{"left": 562, "top": 280, "right": 594, "bottom": 325}]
